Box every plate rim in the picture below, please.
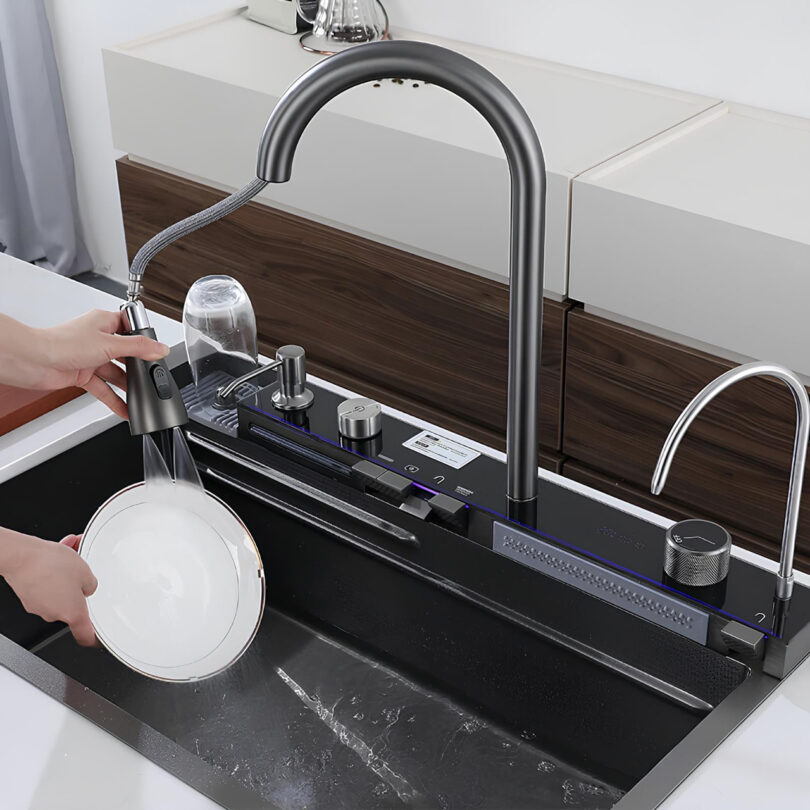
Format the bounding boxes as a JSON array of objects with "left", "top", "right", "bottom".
[{"left": 79, "top": 481, "right": 266, "bottom": 682}]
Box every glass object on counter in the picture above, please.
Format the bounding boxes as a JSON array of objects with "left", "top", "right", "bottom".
[
  {"left": 182, "top": 275, "right": 258, "bottom": 388},
  {"left": 295, "top": 0, "right": 390, "bottom": 54}
]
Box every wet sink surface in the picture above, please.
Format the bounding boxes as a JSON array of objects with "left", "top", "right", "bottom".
[{"left": 38, "top": 609, "right": 621, "bottom": 810}]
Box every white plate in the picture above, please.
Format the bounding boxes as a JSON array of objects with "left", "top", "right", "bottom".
[{"left": 79, "top": 482, "right": 264, "bottom": 681}]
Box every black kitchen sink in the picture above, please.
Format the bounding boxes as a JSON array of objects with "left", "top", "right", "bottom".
[{"left": 0, "top": 424, "right": 763, "bottom": 809}]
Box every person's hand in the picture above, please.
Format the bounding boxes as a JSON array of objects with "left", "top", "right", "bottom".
[
  {"left": 0, "top": 309, "right": 169, "bottom": 419},
  {"left": 3, "top": 532, "right": 97, "bottom": 646}
]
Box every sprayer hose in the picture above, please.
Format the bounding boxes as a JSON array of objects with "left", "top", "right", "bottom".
[{"left": 128, "top": 177, "right": 269, "bottom": 296}]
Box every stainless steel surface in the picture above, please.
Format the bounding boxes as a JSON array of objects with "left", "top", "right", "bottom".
[
  {"left": 120, "top": 299, "right": 150, "bottom": 332},
  {"left": 187, "top": 432, "right": 419, "bottom": 545},
  {"left": 493, "top": 522, "right": 710, "bottom": 645},
  {"left": 215, "top": 358, "right": 283, "bottom": 408},
  {"left": 337, "top": 396, "right": 382, "bottom": 439},
  {"left": 256, "top": 41, "right": 546, "bottom": 504},
  {"left": 651, "top": 361, "right": 810, "bottom": 600},
  {"left": 721, "top": 621, "right": 765, "bottom": 661},
  {"left": 122, "top": 41, "right": 546, "bottom": 504},
  {"left": 296, "top": 0, "right": 391, "bottom": 55},
  {"left": 271, "top": 345, "right": 315, "bottom": 411},
  {"left": 126, "top": 272, "right": 143, "bottom": 302},
  {"left": 664, "top": 519, "right": 732, "bottom": 587}
]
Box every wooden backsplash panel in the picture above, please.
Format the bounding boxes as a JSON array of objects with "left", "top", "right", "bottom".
[
  {"left": 564, "top": 309, "right": 810, "bottom": 557},
  {"left": 117, "top": 158, "right": 567, "bottom": 467}
]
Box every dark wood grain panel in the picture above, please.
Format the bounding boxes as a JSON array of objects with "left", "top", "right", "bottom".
[
  {"left": 0, "top": 385, "right": 83, "bottom": 436},
  {"left": 562, "top": 461, "right": 810, "bottom": 573},
  {"left": 117, "top": 157, "right": 567, "bottom": 467},
  {"left": 564, "top": 309, "right": 810, "bottom": 561}
]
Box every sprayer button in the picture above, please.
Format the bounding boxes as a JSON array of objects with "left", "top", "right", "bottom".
[{"left": 151, "top": 365, "right": 173, "bottom": 400}]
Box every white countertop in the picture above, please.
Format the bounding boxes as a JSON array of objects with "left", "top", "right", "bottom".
[
  {"left": 3, "top": 259, "right": 810, "bottom": 808},
  {"left": 569, "top": 101, "right": 810, "bottom": 377},
  {"left": 0, "top": 665, "right": 219, "bottom": 810},
  {"left": 579, "top": 104, "right": 810, "bottom": 245}
]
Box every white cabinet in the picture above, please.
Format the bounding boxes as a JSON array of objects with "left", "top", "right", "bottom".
[
  {"left": 102, "top": 7, "right": 715, "bottom": 295},
  {"left": 570, "top": 104, "right": 810, "bottom": 374}
]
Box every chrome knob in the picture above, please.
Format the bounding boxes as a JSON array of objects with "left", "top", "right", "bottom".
[
  {"left": 664, "top": 519, "right": 732, "bottom": 587},
  {"left": 338, "top": 397, "right": 382, "bottom": 440}
]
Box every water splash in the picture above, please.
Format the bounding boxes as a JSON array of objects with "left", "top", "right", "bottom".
[{"left": 275, "top": 666, "right": 423, "bottom": 806}]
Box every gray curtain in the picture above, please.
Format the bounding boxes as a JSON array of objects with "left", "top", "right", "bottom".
[{"left": 0, "top": 0, "right": 90, "bottom": 276}]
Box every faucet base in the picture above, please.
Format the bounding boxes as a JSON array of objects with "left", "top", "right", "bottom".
[{"left": 777, "top": 574, "right": 795, "bottom": 600}]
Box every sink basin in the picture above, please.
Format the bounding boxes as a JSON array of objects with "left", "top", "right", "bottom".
[{"left": 0, "top": 424, "right": 762, "bottom": 809}]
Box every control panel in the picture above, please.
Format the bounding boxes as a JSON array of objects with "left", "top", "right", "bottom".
[{"left": 227, "top": 373, "right": 810, "bottom": 659}]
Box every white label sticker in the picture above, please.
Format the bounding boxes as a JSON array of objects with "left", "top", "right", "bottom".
[{"left": 402, "top": 430, "right": 480, "bottom": 470}]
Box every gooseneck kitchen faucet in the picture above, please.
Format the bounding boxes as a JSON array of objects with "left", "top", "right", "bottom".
[
  {"left": 124, "top": 40, "right": 547, "bottom": 506},
  {"left": 651, "top": 361, "right": 810, "bottom": 600}
]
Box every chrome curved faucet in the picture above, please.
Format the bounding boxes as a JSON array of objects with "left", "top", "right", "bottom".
[
  {"left": 126, "top": 41, "right": 547, "bottom": 505},
  {"left": 651, "top": 361, "right": 810, "bottom": 600}
]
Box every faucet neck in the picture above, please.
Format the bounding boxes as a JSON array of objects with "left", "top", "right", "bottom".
[{"left": 257, "top": 40, "right": 547, "bottom": 504}]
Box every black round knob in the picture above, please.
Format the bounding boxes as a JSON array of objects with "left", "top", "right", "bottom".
[{"left": 664, "top": 519, "right": 732, "bottom": 587}]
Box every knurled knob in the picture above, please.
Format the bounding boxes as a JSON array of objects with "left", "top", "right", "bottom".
[{"left": 664, "top": 519, "right": 732, "bottom": 587}]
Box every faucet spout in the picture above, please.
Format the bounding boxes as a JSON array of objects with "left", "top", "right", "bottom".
[
  {"left": 651, "top": 361, "right": 810, "bottom": 600},
  {"left": 257, "top": 41, "right": 547, "bottom": 504}
]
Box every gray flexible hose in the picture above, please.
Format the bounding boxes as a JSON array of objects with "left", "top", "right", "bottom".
[{"left": 127, "top": 177, "right": 269, "bottom": 300}]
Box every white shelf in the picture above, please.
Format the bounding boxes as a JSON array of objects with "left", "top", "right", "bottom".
[
  {"left": 102, "top": 6, "right": 716, "bottom": 295},
  {"left": 570, "top": 103, "right": 810, "bottom": 374}
]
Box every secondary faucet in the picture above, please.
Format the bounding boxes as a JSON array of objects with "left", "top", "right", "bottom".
[
  {"left": 124, "top": 40, "right": 547, "bottom": 506},
  {"left": 651, "top": 361, "right": 810, "bottom": 600}
]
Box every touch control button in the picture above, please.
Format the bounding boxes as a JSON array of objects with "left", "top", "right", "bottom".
[
  {"left": 351, "top": 459, "right": 386, "bottom": 484},
  {"left": 664, "top": 519, "right": 732, "bottom": 587},
  {"left": 428, "top": 493, "right": 468, "bottom": 530},
  {"left": 338, "top": 397, "right": 382, "bottom": 440},
  {"left": 375, "top": 470, "right": 412, "bottom": 500},
  {"left": 150, "top": 364, "right": 173, "bottom": 400}
]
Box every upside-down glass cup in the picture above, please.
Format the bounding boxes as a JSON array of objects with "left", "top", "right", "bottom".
[{"left": 183, "top": 275, "right": 258, "bottom": 388}]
